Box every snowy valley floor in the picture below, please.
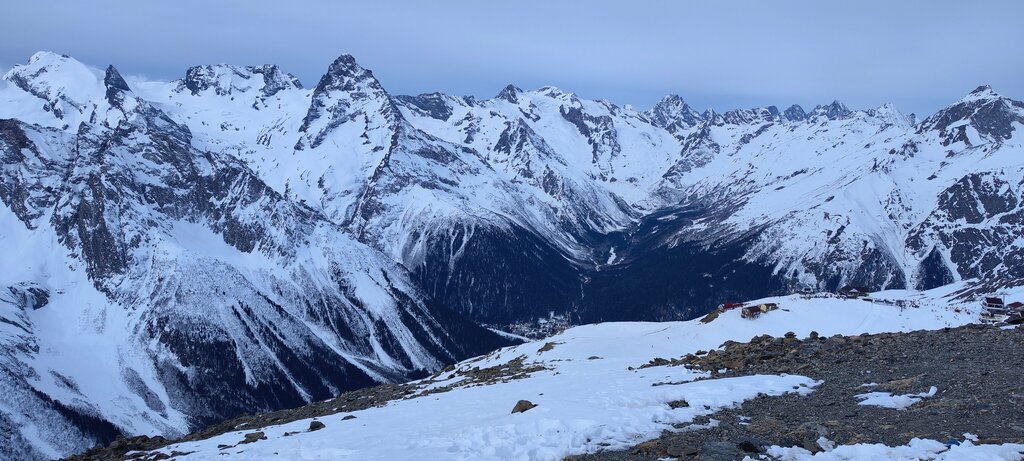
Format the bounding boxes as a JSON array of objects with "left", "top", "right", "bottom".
[{"left": 68, "top": 288, "right": 1024, "bottom": 461}]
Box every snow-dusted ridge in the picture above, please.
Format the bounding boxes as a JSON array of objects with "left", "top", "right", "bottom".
[{"left": 2, "top": 50, "right": 1024, "bottom": 458}]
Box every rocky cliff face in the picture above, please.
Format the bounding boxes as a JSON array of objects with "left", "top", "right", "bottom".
[{"left": 1, "top": 51, "right": 1023, "bottom": 458}]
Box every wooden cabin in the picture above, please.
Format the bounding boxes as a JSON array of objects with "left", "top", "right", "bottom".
[
  {"left": 741, "top": 305, "right": 762, "bottom": 319},
  {"left": 837, "top": 285, "right": 870, "bottom": 299}
]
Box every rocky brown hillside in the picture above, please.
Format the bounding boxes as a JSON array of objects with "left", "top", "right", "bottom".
[{"left": 571, "top": 324, "right": 1024, "bottom": 460}]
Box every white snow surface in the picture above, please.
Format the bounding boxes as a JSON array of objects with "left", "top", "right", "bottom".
[
  {"left": 855, "top": 386, "right": 938, "bottom": 410},
  {"left": 146, "top": 288, "right": 983, "bottom": 460},
  {"left": 767, "top": 437, "right": 1024, "bottom": 460}
]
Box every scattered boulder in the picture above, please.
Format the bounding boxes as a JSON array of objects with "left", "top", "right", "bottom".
[
  {"left": 308, "top": 420, "right": 325, "bottom": 431},
  {"left": 668, "top": 400, "right": 690, "bottom": 409},
  {"left": 511, "top": 399, "right": 537, "bottom": 414},
  {"left": 239, "top": 431, "right": 266, "bottom": 444},
  {"left": 342, "top": 415, "right": 357, "bottom": 420},
  {"left": 647, "top": 357, "right": 670, "bottom": 367}
]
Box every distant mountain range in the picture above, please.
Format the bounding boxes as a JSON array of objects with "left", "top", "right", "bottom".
[{"left": 1, "top": 51, "right": 1022, "bottom": 458}]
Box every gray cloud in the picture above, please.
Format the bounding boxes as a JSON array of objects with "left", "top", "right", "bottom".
[{"left": 1, "top": 0, "right": 1021, "bottom": 116}]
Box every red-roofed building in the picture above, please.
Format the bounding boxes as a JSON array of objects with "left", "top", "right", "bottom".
[{"left": 718, "top": 302, "right": 745, "bottom": 312}]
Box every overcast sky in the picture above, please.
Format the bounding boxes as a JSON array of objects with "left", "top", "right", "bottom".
[{"left": 1, "top": 0, "right": 1021, "bottom": 116}]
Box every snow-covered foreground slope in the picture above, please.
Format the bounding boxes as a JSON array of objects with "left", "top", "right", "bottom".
[{"left": 141, "top": 286, "right": 1006, "bottom": 460}]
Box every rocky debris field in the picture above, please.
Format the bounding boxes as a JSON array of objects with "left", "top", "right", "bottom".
[{"left": 571, "top": 324, "right": 1024, "bottom": 460}]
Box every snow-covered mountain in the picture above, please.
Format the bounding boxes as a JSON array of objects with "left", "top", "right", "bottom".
[
  {"left": 394, "top": 80, "right": 1024, "bottom": 322},
  {"left": 1, "top": 51, "right": 1023, "bottom": 458},
  {"left": 0, "top": 52, "right": 509, "bottom": 459},
  {"left": 631, "top": 85, "right": 1024, "bottom": 298}
]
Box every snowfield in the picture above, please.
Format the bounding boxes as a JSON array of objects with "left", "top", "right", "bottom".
[
  {"left": 140, "top": 286, "right": 1024, "bottom": 460},
  {"left": 855, "top": 385, "right": 938, "bottom": 410}
]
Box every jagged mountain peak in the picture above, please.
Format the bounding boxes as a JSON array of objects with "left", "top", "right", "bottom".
[
  {"left": 495, "top": 84, "right": 523, "bottom": 103},
  {"left": 648, "top": 94, "right": 703, "bottom": 130},
  {"left": 103, "top": 65, "right": 131, "bottom": 93},
  {"left": 949, "top": 84, "right": 1019, "bottom": 107},
  {"left": 811, "top": 99, "right": 853, "bottom": 120},
  {"left": 301, "top": 53, "right": 386, "bottom": 101},
  {"left": 103, "top": 65, "right": 133, "bottom": 107},
  {"left": 965, "top": 84, "right": 998, "bottom": 100},
  {"left": 179, "top": 63, "right": 303, "bottom": 98},
  {"left": 656, "top": 93, "right": 686, "bottom": 105},
  {"left": 919, "top": 84, "right": 1024, "bottom": 144},
  {"left": 322, "top": 54, "right": 377, "bottom": 87},
  {"left": 721, "top": 105, "right": 781, "bottom": 125},
  {"left": 313, "top": 53, "right": 389, "bottom": 97},
  {"left": 783, "top": 104, "right": 808, "bottom": 122},
  {"left": 297, "top": 54, "right": 400, "bottom": 150}
]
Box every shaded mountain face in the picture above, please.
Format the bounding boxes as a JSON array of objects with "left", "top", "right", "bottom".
[{"left": 2, "top": 51, "right": 1024, "bottom": 458}]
